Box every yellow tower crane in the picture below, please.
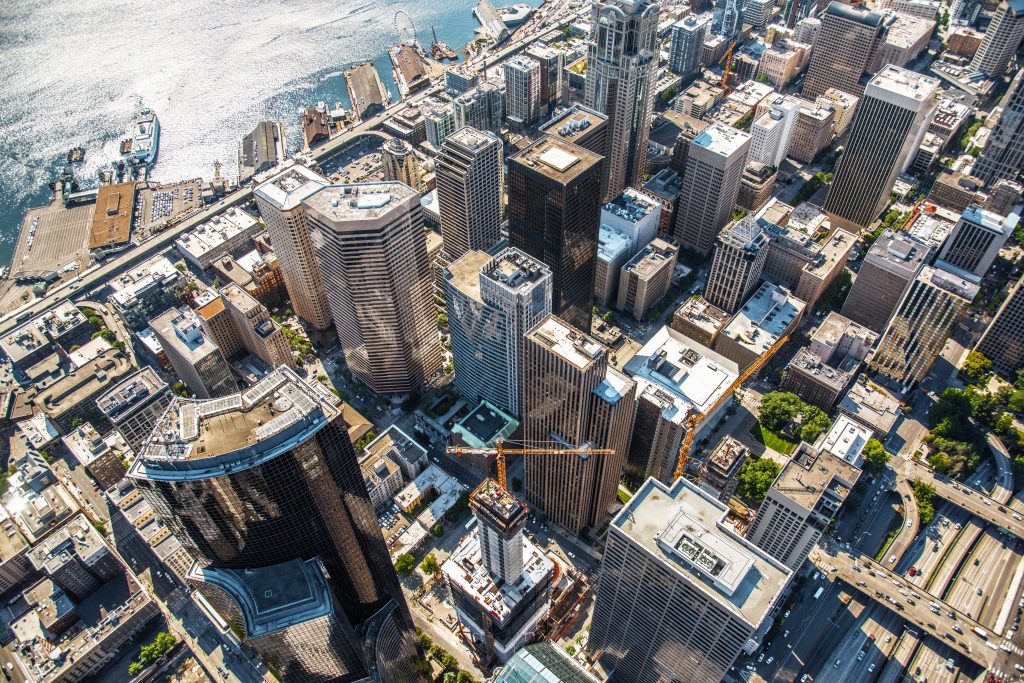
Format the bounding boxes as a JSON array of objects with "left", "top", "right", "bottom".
[
  {"left": 672, "top": 334, "right": 790, "bottom": 482},
  {"left": 446, "top": 441, "right": 615, "bottom": 490},
  {"left": 719, "top": 40, "right": 737, "bottom": 92}
]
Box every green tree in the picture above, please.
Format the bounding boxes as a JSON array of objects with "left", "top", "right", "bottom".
[
  {"left": 961, "top": 351, "right": 993, "bottom": 384},
  {"left": 69, "top": 416, "right": 85, "bottom": 429},
  {"left": 799, "top": 405, "right": 831, "bottom": 442},
  {"left": 1009, "top": 390, "right": 1024, "bottom": 413},
  {"left": 128, "top": 662, "right": 143, "bottom": 677},
  {"left": 736, "top": 457, "right": 782, "bottom": 502},
  {"left": 861, "top": 438, "right": 891, "bottom": 473},
  {"left": 395, "top": 553, "right": 416, "bottom": 574},
  {"left": 602, "top": 311, "right": 613, "bottom": 322},
  {"left": 431, "top": 522, "right": 443, "bottom": 536},
  {"left": 566, "top": 644, "right": 577, "bottom": 655},
  {"left": 758, "top": 392, "right": 803, "bottom": 432},
  {"left": 437, "top": 313, "right": 449, "bottom": 327},
  {"left": 420, "top": 553, "right": 441, "bottom": 576},
  {"left": 911, "top": 480, "right": 936, "bottom": 525}
]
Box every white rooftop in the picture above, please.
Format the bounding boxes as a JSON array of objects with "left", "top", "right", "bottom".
[
  {"left": 693, "top": 123, "right": 751, "bottom": 157},
  {"left": 254, "top": 162, "right": 329, "bottom": 210},
  {"left": 722, "top": 282, "right": 806, "bottom": 354},
  {"left": 818, "top": 414, "right": 871, "bottom": 467},
  {"left": 539, "top": 147, "right": 580, "bottom": 173},
  {"left": 597, "top": 225, "right": 631, "bottom": 262},
  {"left": 528, "top": 317, "right": 605, "bottom": 370}
]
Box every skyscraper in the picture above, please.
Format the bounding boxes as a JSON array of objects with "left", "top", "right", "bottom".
[
  {"left": 588, "top": 478, "right": 791, "bottom": 682},
  {"left": 253, "top": 163, "right": 333, "bottom": 330},
  {"left": 445, "top": 248, "right": 553, "bottom": 417},
  {"left": 380, "top": 137, "right": 420, "bottom": 191},
  {"left": 509, "top": 136, "right": 604, "bottom": 332},
  {"left": 304, "top": 182, "right": 442, "bottom": 395},
  {"left": 668, "top": 14, "right": 709, "bottom": 79},
  {"left": 937, "top": 205, "right": 1018, "bottom": 277},
  {"left": 973, "top": 69, "right": 1024, "bottom": 188},
  {"left": 801, "top": 2, "right": 889, "bottom": 99},
  {"left": 841, "top": 229, "right": 930, "bottom": 333},
  {"left": 504, "top": 55, "right": 542, "bottom": 127},
  {"left": 977, "top": 275, "right": 1024, "bottom": 377},
  {"left": 150, "top": 307, "right": 238, "bottom": 399},
  {"left": 749, "top": 96, "right": 801, "bottom": 168},
  {"left": 585, "top": 0, "right": 660, "bottom": 198},
  {"left": 522, "top": 316, "right": 635, "bottom": 536},
  {"left": 823, "top": 66, "right": 939, "bottom": 231},
  {"left": 870, "top": 264, "right": 979, "bottom": 391},
  {"left": 705, "top": 216, "right": 770, "bottom": 314},
  {"left": 672, "top": 123, "right": 751, "bottom": 255},
  {"left": 526, "top": 44, "right": 564, "bottom": 116},
  {"left": 130, "top": 366, "right": 421, "bottom": 682},
  {"left": 970, "top": 0, "right": 1024, "bottom": 78},
  {"left": 746, "top": 444, "right": 860, "bottom": 570},
  {"left": 454, "top": 79, "right": 506, "bottom": 135},
  {"left": 436, "top": 127, "right": 504, "bottom": 261}
]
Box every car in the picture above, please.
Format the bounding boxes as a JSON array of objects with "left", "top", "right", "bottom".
[
  {"left": 907, "top": 520, "right": 912, "bottom": 527},
  {"left": 978, "top": 588, "right": 984, "bottom": 595},
  {"left": 833, "top": 659, "right": 841, "bottom": 668},
  {"left": 885, "top": 635, "right": 892, "bottom": 643},
  {"left": 784, "top": 630, "right": 790, "bottom": 638},
  {"left": 784, "top": 610, "right": 791, "bottom": 618},
  {"left": 909, "top": 567, "right": 917, "bottom": 576},
  {"left": 953, "top": 624, "right": 963, "bottom": 633},
  {"left": 766, "top": 657, "right": 774, "bottom": 664},
  {"left": 868, "top": 663, "right": 876, "bottom": 672},
  {"left": 758, "top": 653, "right": 765, "bottom": 663},
  {"left": 801, "top": 676, "right": 811, "bottom": 682},
  {"left": 857, "top": 651, "right": 865, "bottom": 661}
]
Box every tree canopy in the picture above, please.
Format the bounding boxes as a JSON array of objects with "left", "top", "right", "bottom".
[
  {"left": 394, "top": 553, "right": 416, "bottom": 574},
  {"left": 736, "top": 457, "right": 782, "bottom": 503},
  {"left": 758, "top": 392, "right": 804, "bottom": 432},
  {"left": 861, "top": 438, "right": 891, "bottom": 473},
  {"left": 961, "top": 351, "right": 993, "bottom": 384}
]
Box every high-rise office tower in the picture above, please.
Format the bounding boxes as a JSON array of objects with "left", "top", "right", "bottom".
[
  {"left": 974, "top": 69, "right": 1024, "bottom": 188},
  {"left": 749, "top": 96, "right": 801, "bottom": 168},
  {"left": 842, "top": 229, "right": 930, "bottom": 333},
  {"left": 526, "top": 44, "right": 564, "bottom": 116},
  {"left": 470, "top": 482, "right": 529, "bottom": 585},
  {"left": 454, "top": 79, "right": 506, "bottom": 135},
  {"left": 509, "top": 137, "right": 604, "bottom": 332},
  {"left": 585, "top": 0, "right": 660, "bottom": 198},
  {"left": 539, "top": 105, "right": 611, "bottom": 199},
  {"left": 746, "top": 445, "right": 859, "bottom": 570},
  {"left": 445, "top": 248, "right": 553, "bottom": 417},
  {"left": 150, "top": 307, "right": 238, "bottom": 399},
  {"left": 977, "top": 274, "right": 1024, "bottom": 377},
  {"left": 589, "top": 478, "right": 792, "bottom": 682},
  {"left": 745, "top": 0, "right": 775, "bottom": 30},
  {"left": 672, "top": 123, "right": 751, "bottom": 255},
  {"left": 380, "top": 138, "right": 420, "bottom": 191},
  {"left": 793, "top": 15, "right": 821, "bottom": 42},
  {"left": 801, "top": 2, "right": 889, "bottom": 99},
  {"left": 436, "top": 127, "right": 503, "bottom": 261},
  {"left": 303, "top": 182, "right": 443, "bottom": 395},
  {"left": 254, "top": 164, "right": 333, "bottom": 330},
  {"left": 130, "top": 366, "right": 421, "bottom": 682},
  {"left": 722, "top": 0, "right": 743, "bottom": 37},
  {"left": 220, "top": 284, "right": 293, "bottom": 369},
  {"left": 970, "top": 0, "right": 1024, "bottom": 78},
  {"left": 824, "top": 66, "right": 939, "bottom": 231},
  {"left": 937, "top": 205, "right": 1018, "bottom": 277},
  {"left": 870, "top": 264, "right": 979, "bottom": 390},
  {"left": 737, "top": 162, "right": 778, "bottom": 212},
  {"left": 504, "top": 55, "right": 542, "bottom": 127},
  {"left": 705, "top": 216, "right": 770, "bottom": 314},
  {"left": 522, "top": 316, "right": 635, "bottom": 536},
  {"left": 669, "top": 14, "right": 709, "bottom": 79}
]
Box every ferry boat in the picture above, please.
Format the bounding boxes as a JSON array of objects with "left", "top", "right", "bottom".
[{"left": 128, "top": 108, "right": 160, "bottom": 166}]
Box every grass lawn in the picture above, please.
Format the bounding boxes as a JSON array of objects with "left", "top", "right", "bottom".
[
  {"left": 617, "top": 483, "right": 633, "bottom": 504},
  {"left": 751, "top": 422, "right": 798, "bottom": 455}
]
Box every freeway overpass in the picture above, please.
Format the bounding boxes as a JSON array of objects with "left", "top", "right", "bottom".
[
  {"left": 893, "top": 456, "right": 1024, "bottom": 539},
  {"left": 810, "top": 543, "right": 1023, "bottom": 674}
]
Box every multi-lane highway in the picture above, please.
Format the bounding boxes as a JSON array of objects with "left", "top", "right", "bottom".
[{"left": 811, "top": 544, "right": 1022, "bottom": 671}]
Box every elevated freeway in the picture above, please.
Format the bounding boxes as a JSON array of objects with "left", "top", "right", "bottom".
[{"left": 811, "top": 543, "right": 1023, "bottom": 674}]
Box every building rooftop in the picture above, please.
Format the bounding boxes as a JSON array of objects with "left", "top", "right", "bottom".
[
  {"left": 446, "top": 250, "right": 492, "bottom": 304},
  {"left": 721, "top": 216, "right": 769, "bottom": 252},
  {"left": 621, "top": 239, "right": 677, "bottom": 279},
  {"left": 109, "top": 254, "right": 181, "bottom": 309},
  {"left": 905, "top": 209, "right": 956, "bottom": 248},
  {"left": 442, "top": 528, "right": 554, "bottom": 624},
  {"left": 824, "top": 0, "right": 885, "bottom": 27},
  {"left": 175, "top": 207, "right": 259, "bottom": 262},
  {"left": 818, "top": 414, "right": 872, "bottom": 467},
  {"left": 919, "top": 262, "right": 982, "bottom": 300},
  {"left": 33, "top": 348, "right": 132, "bottom": 419},
  {"left": 838, "top": 379, "right": 902, "bottom": 436},
  {"left": 597, "top": 225, "right": 631, "bottom": 262},
  {"left": 493, "top": 643, "right": 600, "bottom": 683},
  {"left": 864, "top": 230, "right": 931, "bottom": 277},
  {"left": 722, "top": 282, "right": 806, "bottom": 355},
  {"left": 28, "top": 513, "right": 109, "bottom": 576},
  {"left": 5, "top": 483, "right": 77, "bottom": 545},
  {"left": 539, "top": 105, "right": 608, "bottom": 142},
  {"left": 773, "top": 443, "right": 860, "bottom": 514},
  {"left": 303, "top": 181, "right": 419, "bottom": 223},
  {"left": 190, "top": 558, "right": 334, "bottom": 638},
  {"left": 396, "top": 464, "right": 465, "bottom": 529},
  {"left": 674, "top": 297, "right": 730, "bottom": 337},
  {"left": 961, "top": 204, "right": 1021, "bottom": 235},
  {"left": 625, "top": 326, "right": 739, "bottom": 422},
  {"left": 0, "top": 507, "right": 28, "bottom": 565},
  {"left": 254, "top": 163, "right": 329, "bottom": 210},
  {"left": 61, "top": 423, "right": 123, "bottom": 469},
  {"left": 868, "top": 65, "right": 940, "bottom": 105},
  {"left": 614, "top": 478, "right": 790, "bottom": 628},
  {"left": 362, "top": 425, "right": 427, "bottom": 473},
  {"left": 603, "top": 188, "right": 659, "bottom": 224},
  {"left": 527, "top": 316, "right": 605, "bottom": 370},
  {"left": 512, "top": 136, "right": 602, "bottom": 183},
  {"left": 884, "top": 11, "right": 935, "bottom": 51},
  {"left": 150, "top": 307, "right": 219, "bottom": 363},
  {"left": 130, "top": 365, "right": 340, "bottom": 479},
  {"left": 481, "top": 248, "right": 552, "bottom": 293},
  {"left": 643, "top": 168, "right": 684, "bottom": 201},
  {"left": 453, "top": 401, "right": 519, "bottom": 448},
  {"left": 89, "top": 182, "right": 135, "bottom": 250},
  {"left": 692, "top": 123, "right": 751, "bottom": 158}
]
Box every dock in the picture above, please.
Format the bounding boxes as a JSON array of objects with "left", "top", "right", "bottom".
[
  {"left": 473, "top": 0, "right": 509, "bottom": 42},
  {"left": 344, "top": 61, "right": 389, "bottom": 121}
]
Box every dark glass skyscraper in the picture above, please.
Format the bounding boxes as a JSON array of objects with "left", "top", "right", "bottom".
[
  {"left": 508, "top": 136, "right": 603, "bottom": 332},
  {"left": 130, "top": 366, "right": 420, "bottom": 682}
]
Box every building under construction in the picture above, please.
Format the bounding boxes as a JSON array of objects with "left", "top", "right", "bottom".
[{"left": 442, "top": 480, "right": 555, "bottom": 663}]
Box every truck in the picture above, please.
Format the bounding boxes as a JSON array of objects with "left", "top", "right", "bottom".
[
  {"left": 973, "top": 627, "right": 988, "bottom": 639},
  {"left": 814, "top": 587, "right": 824, "bottom": 600}
]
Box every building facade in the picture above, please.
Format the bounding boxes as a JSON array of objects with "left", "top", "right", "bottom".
[
  {"left": 436, "top": 127, "right": 504, "bottom": 261},
  {"left": 705, "top": 216, "right": 769, "bottom": 314}
]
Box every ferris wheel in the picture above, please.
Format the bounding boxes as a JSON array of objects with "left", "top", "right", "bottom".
[{"left": 394, "top": 11, "right": 419, "bottom": 46}]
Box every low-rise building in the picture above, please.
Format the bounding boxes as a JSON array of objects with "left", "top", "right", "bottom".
[
  {"left": 450, "top": 401, "right": 520, "bottom": 478},
  {"left": 616, "top": 238, "right": 679, "bottom": 319},
  {"left": 817, "top": 414, "right": 872, "bottom": 467},
  {"left": 1, "top": 301, "right": 89, "bottom": 372},
  {"left": 819, "top": 88, "right": 859, "bottom": 135},
  {"left": 109, "top": 254, "right": 187, "bottom": 331},
  {"left": 698, "top": 435, "right": 749, "bottom": 503},
  {"left": 174, "top": 207, "right": 261, "bottom": 269},
  {"left": 671, "top": 297, "right": 730, "bottom": 347},
  {"left": 928, "top": 171, "right": 985, "bottom": 211},
  {"left": 32, "top": 347, "right": 133, "bottom": 432},
  {"left": 360, "top": 452, "right": 404, "bottom": 510},
  {"left": 716, "top": 282, "right": 806, "bottom": 370},
  {"left": 362, "top": 425, "right": 429, "bottom": 482},
  {"left": 96, "top": 368, "right": 172, "bottom": 452},
  {"left": 782, "top": 312, "right": 877, "bottom": 410},
  {"left": 837, "top": 377, "right": 903, "bottom": 440},
  {"left": 61, "top": 424, "right": 131, "bottom": 491},
  {"left": 594, "top": 226, "right": 632, "bottom": 307}
]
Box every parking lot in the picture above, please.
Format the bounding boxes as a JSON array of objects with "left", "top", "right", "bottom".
[{"left": 135, "top": 180, "right": 202, "bottom": 237}]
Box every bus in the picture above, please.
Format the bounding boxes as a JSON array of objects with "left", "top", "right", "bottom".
[{"left": 814, "top": 586, "right": 824, "bottom": 600}]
